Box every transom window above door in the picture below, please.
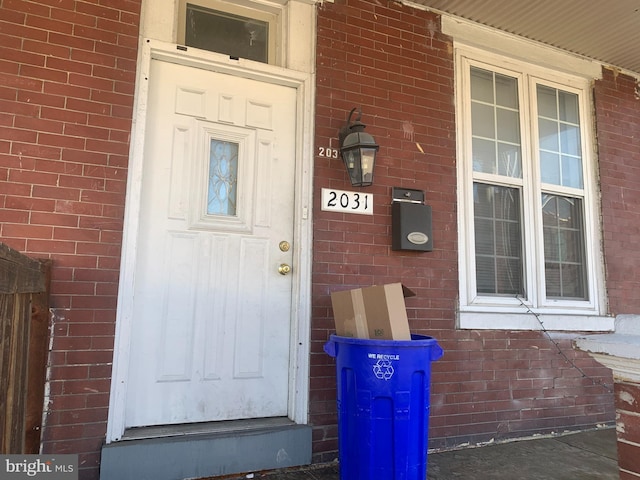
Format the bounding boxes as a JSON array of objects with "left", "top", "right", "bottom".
[{"left": 177, "top": 0, "right": 280, "bottom": 64}]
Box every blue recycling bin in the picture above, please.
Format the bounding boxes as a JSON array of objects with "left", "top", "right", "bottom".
[{"left": 324, "top": 334, "right": 443, "bottom": 480}]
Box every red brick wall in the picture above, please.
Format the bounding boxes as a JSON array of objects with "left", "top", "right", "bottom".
[
  {"left": 594, "top": 72, "right": 640, "bottom": 478},
  {"left": 615, "top": 381, "right": 640, "bottom": 477},
  {"left": 1, "top": 0, "right": 626, "bottom": 475},
  {"left": 311, "top": 0, "right": 614, "bottom": 463},
  {"left": 595, "top": 69, "right": 640, "bottom": 316},
  {"left": 0, "top": 1, "right": 141, "bottom": 479}
]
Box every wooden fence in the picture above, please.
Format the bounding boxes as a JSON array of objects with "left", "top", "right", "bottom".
[{"left": 0, "top": 243, "right": 51, "bottom": 454}]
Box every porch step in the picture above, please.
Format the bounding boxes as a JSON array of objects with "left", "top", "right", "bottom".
[{"left": 99, "top": 418, "right": 312, "bottom": 480}]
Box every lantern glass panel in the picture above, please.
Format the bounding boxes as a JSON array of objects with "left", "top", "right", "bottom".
[{"left": 360, "top": 148, "right": 377, "bottom": 185}]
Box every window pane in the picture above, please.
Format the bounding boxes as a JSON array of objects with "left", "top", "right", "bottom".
[
  {"left": 497, "top": 258, "right": 523, "bottom": 294},
  {"left": 543, "top": 226, "right": 560, "bottom": 261},
  {"left": 497, "top": 143, "right": 521, "bottom": 177},
  {"left": 474, "top": 183, "right": 524, "bottom": 296},
  {"left": 537, "top": 85, "right": 583, "bottom": 188},
  {"left": 471, "top": 67, "right": 494, "bottom": 103},
  {"left": 562, "top": 155, "right": 583, "bottom": 189},
  {"left": 562, "top": 230, "right": 583, "bottom": 262},
  {"left": 559, "top": 264, "right": 586, "bottom": 298},
  {"left": 560, "top": 124, "right": 581, "bottom": 156},
  {"left": 542, "top": 194, "right": 587, "bottom": 299},
  {"left": 559, "top": 91, "right": 579, "bottom": 123},
  {"left": 475, "top": 218, "right": 495, "bottom": 255},
  {"left": 207, "top": 139, "right": 238, "bottom": 216},
  {"left": 537, "top": 85, "right": 557, "bottom": 119},
  {"left": 185, "top": 4, "right": 269, "bottom": 63},
  {"left": 470, "top": 67, "right": 521, "bottom": 179},
  {"left": 496, "top": 108, "right": 520, "bottom": 143},
  {"left": 538, "top": 118, "right": 559, "bottom": 151},
  {"left": 476, "top": 257, "right": 496, "bottom": 295},
  {"left": 540, "top": 151, "right": 560, "bottom": 184},
  {"left": 495, "top": 73, "right": 519, "bottom": 109},
  {"left": 471, "top": 103, "right": 495, "bottom": 139},
  {"left": 472, "top": 138, "right": 496, "bottom": 173}
]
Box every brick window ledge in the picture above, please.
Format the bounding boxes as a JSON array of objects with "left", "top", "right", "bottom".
[
  {"left": 459, "top": 311, "right": 614, "bottom": 332},
  {"left": 574, "top": 314, "right": 640, "bottom": 379}
]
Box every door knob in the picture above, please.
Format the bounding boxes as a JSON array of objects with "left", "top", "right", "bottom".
[{"left": 278, "top": 264, "right": 291, "bottom": 275}]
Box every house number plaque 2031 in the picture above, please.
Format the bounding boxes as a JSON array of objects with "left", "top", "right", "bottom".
[{"left": 321, "top": 188, "right": 373, "bottom": 215}]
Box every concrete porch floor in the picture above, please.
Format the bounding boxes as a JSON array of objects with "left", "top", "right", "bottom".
[{"left": 217, "top": 427, "right": 618, "bottom": 480}]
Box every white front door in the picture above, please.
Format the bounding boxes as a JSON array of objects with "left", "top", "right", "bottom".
[{"left": 124, "top": 58, "right": 297, "bottom": 427}]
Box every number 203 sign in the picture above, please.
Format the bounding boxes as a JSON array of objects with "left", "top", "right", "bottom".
[{"left": 321, "top": 188, "right": 373, "bottom": 215}]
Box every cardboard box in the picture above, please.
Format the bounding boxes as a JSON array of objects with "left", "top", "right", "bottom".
[{"left": 330, "top": 283, "right": 415, "bottom": 340}]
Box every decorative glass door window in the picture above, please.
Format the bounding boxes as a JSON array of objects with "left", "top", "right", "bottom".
[
  {"left": 190, "top": 122, "right": 255, "bottom": 233},
  {"left": 207, "top": 139, "right": 238, "bottom": 216}
]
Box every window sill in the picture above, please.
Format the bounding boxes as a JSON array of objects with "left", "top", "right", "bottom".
[{"left": 458, "top": 311, "right": 614, "bottom": 332}]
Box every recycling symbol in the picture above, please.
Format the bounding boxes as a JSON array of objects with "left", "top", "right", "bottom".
[{"left": 373, "top": 359, "right": 395, "bottom": 380}]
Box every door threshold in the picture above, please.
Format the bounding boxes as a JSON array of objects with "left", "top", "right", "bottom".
[
  {"left": 101, "top": 418, "right": 312, "bottom": 480},
  {"left": 121, "top": 416, "right": 295, "bottom": 441}
]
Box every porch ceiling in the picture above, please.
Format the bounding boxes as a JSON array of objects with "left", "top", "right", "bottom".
[{"left": 409, "top": 0, "right": 640, "bottom": 75}]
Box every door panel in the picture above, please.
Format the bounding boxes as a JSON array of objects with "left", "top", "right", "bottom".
[{"left": 125, "top": 59, "right": 296, "bottom": 427}]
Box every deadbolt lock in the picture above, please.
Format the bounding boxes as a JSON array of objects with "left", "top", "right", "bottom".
[{"left": 279, "top": 241, "right": 291, "bottom": 252}]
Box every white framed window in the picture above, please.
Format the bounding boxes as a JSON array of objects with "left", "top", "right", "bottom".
[
  {"left": 177, "top": 0, "right": 281, "bottom": 65},
  {"left": 455, "top": 45, "right": 611, "bottom": 331}
]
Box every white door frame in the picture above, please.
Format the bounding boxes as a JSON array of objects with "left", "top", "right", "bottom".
[{"left": 106, "top": 39, "right": 314, "bottom": 442}]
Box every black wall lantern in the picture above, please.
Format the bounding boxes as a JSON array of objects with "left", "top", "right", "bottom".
[{"left": 338, "top": 107, "right": 379, "bottom": 187}]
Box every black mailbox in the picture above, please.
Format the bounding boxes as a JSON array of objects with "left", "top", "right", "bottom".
[{"left": 391, "top": 187, "right": 433, "bottom": 252}]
